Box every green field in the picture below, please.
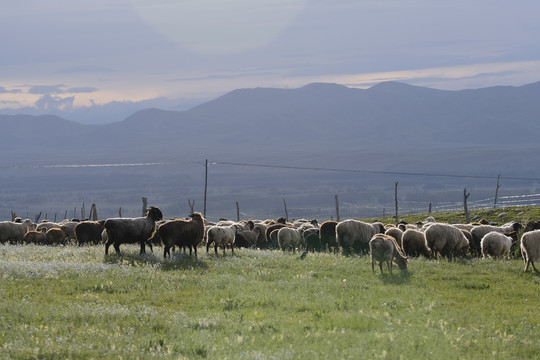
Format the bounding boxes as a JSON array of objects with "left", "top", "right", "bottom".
[{"left": 1, "top": 241, "right": 538, "bottom": 359}]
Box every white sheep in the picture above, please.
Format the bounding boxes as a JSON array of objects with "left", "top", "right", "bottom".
[
  {"left": 369, "top": 234, "right": 408, "bottom": 274},
  {"left": 470, "top": 222, "right": 522, "bottom": 256},
  {"left": 0, "top": 219, "right": 36, "bottom": 244},
  {"left": 402, "top": 228, "right": 431, "bottom": 258},
  {"left": 336, "top": 219, "right": 385, "bottom": 255},
  {"left": 425, "top": 223, "right": 469, "bottom": 260},
  {"left": 206, "top": 224, "right": 239, "bottom": 255},
  {"left": 277, "top": 227, "right": 304, "bottom": 253},
  {"left": 480, "top": 231, "right": 513, "bottom": 259},
  {"left": 521, "top": 230, "right": 540, "bottom": 273}
]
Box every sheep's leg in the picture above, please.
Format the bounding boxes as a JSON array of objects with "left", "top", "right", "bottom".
[
  {"left": 214, "top": 244, "right": 218, "bottom": 255},
  {"left": 530, "top": 259, "right": 539, "bottom": 273},
  {"left": 105, "top": 241, "right": 112, "bottom": 255},
  {"left": 371, "top": 258, "right": 375, "bottom": 273},
  {"left": 163, "top": 246, "right": 169, "bottom": 259},
  {"left": 231, "top": 243, "right": 234, "bottom": 255},
  {"left": 378, "top": 261, "right": 383, "bottom": 274},
  {"left": 388, "top": 260, "right": 393, "bottom": 275},
  {"left": 222, "top": 245, "right": 226, "bottom": 255},
  {"left": 113, "top": 243, "right": 121, "bottom": 255},
  {"left": 139, "top": 241, "right": 146, "bottom": 254}
]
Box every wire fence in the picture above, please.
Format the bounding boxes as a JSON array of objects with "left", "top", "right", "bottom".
[{"left": 243, "top": 193, "right": 540, "bottom": 222}]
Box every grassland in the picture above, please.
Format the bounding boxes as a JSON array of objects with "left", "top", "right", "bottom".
[{"left": 1, "top": 240, "right": 539, "bottom": 359}]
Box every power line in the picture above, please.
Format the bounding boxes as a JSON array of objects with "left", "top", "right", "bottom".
[{"left": 214, "top": 161, "right": 540, "bottom": 182}]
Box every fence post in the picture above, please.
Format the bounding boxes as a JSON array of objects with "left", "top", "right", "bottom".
[
  {"left": 204, "top": 159, "right": 208, "bottom": 217},
  {"left": 283, "top": 199, "right": 289, "bottom": 222},
  {"left": 494, "top": 174, "right": 501, "bottom": 209},
  {"left": 142, "top": 197, "right": 147, "bottom": 217},
  {"left": 394, "top": 181, "right": 399, "bottom": 225},
  {"left": 236, "top": 201, "right": 240, "bottom": 222},
  {"left": 335, "top": 195, "right": 340, "bottom": 222},
  {"left": 464, "top": 188, "right": 471, "bottom": 223}
]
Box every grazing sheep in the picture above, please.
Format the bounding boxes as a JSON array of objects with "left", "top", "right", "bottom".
[
  {"left": 402, "top": 229, "right": 431, "bottom": 258},
  {"left": 319, "top": 220, "right": 338, "bottom": 253},
  {"left": 36, "top": 221, "right": 62, "bottom": 233},
  {"left": 277, "top": 227, "right": 304, "bottom": 253},
  {"left": 480, "top": 231, "right": 514, "bottom": 259},
  {"left": 206, "top": 224, "right": 239, "bottom": 255},
  {"left": 234, "top": 230, "right": 258, "bottom": 248},
  {"left": 0, "top": 219, "right": 36, "bottom": 244},
  {"left": 425, "top": 223, "right": 470, "bottom": 260},
  {"left": 159, "top": 212, "right": 206, "bottom": 258},
  {"left": 303, "top": 227, "right": 321, "bottom": 252},
  {"left": 104, "top": 206, "right": 163, "bottom": 255},
  {"left": 252, "top": 223, "right": 268, "bottom": 248},
  {"left": 336, "top": 219, "right": 385, "bottom": 255},
  {"left": 23, "top": 228, "right": 47, "bottom": 245},
  {"left": 524, "top": 220, "right": 540, "bottom": 233},
  {"left": 520, "top": 230, "right": 540, "bottom": 273},
  {"left": 45, "top": 227, "right": 68, "bottom": 245},
  {"left": 74, "top": 220, "right": 106, "bottom": 246},
  {"left": 470, "top": 222, "right": 522, "bottom": 256},
  {"left": 369, "top": 234, "right": 408, "bottom": 275},
  {"left": 384, "top": 227, "right": 404, "bottom": 250}
]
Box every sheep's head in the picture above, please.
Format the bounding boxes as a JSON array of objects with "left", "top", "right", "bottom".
[{"left": 147, "top": 206, "right": 163, "bottom": 221}]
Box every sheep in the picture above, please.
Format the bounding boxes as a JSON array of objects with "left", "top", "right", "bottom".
[
  {"left": 234, "top": 230, "right": 258, "bottom": 248},
  {"left": 336, "top": 219, "right": 385, "bottom": 255},
  {"left": 23, "top": 228, "right": 47, "bottom": 245},
  {"left": 0, "top": 219, "right": 36, "bottom": 244},
  {"left": 369, "top": 234, "right": 408, "bottom": 275},
  {"left": 303, "top": 227, "right": 320, "bottom": 252},
  {"left": 520, "top": 230, "right": 540, "bottom": 273},
  {"left": 206, "top": 224, "right": 239, "bottom": 255},
  {"left": 319, "top": 220, "right": 338, "bottom": 253},
  {"left": 74, "top": 220, "right": 106, "bottom": 246},
  {"left": 45, "top": 227, "right": 68, "bottom": 245},
  {"left": 480, "top": 231, "right": 514, "bottom": 259},
  {"left": 470, "top": 222, "right": 522, "bottom": 256},
  {"left": 252, "top": 223, "right": 268, "bottom": 248},
  {"left": 36, "top": 221, "right": 63, "bottom": 233},
  {"left": 277, "top": 227, "right": 304, "bottom": 253},
  {"left": 425, "top": 223, "right": 469, "bottom": 260},
  {"left": 104, "top": 206, "right": 163, "bottom": 255},
  {"left": 402, "top": 228, "right": 431, "bottom": 258},
  {"left": 159, "top": 212, "right": 206, "bottom": 258},
  {"left": 265, "top": 223, "right": 289, "bottom": 248},
  {"left": 384, "top": 227, "right": 404, "bottom": 250},
  {"left": 524, "top": 220, "right": 540, "bottom": 233}
]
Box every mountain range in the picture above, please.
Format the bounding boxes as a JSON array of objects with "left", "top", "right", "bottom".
[{"left": 1, "top": 81, "right": 540, "bottom": 220}]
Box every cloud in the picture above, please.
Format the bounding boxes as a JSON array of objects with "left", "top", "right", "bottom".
[
  {"left": 35, "top": 94, "right": 75, "bottom": 111},
  {"left": 66, "top": 87, "right": 98, "bottom": 94},
  {"left": 29, "top": 84, "right": 66, "bottom": 95},
  {"left": 0, "top": 86, "right": 22, "bottom": 94}
]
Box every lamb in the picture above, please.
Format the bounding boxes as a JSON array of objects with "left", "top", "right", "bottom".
[
  {"left": 0, "top": 219, "right": 36, "bottom": 244},
  {"left": 159, "top": 212, "right": 206, "bottom": 258},
  {"left": 401, "top": 228, "right": 431, "bottom": 258},
  {"left": 336, "top": 219, "right": 385, "bottom": 255},
  {"left": 277, "top": 227, "right": 304, "bottom": 253},
  {"left": 319, "top": 220, "right": 338, "bottom": 253},
  {"left": 369, "top": 234, "right": 408, "bottom": 275},
  {"left": 470, "top": 222, "right": 522, "bottom": 256},
  {"left": 424, "top": 223, "right": 470, "bottom": 260},
  {"left": 480, "top": 231, "right": 514, "bottom": 259},
  {"left": 45, "top": 227, "right": 68, "bottom": 245},
  {"left": 520, "top": 230, "right": 540, "bottom": 273},
  {"left": 384, "top": 227, "right": 404, "bottom": 250},
  {"left": 206, "top": 224, "right": 239, "bottom": 255},
  {"left": 74, "top": 220, "right": 106, "bottom": 246},
  {"left": 234, "top": 230, "right": 258, "bottom": 248},
  {"left": 104, "top": 206, "right": 163, "bottom": 255},
  {"left": 23, "top": 228, "right": 47, "bottom": 245}
]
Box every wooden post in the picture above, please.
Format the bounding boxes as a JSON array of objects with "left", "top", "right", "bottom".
[
  {"left": 283, "top": 199, "right": 289, "bottom": 223},
  {"left": 81, "top": 203, "right": 85, "bottom": 220},
  {"left": 204, "top": 159, "right": 208, "bottom": 217},
  {"left": 464, "top": 188, "right": 471, "bottom": 223},
  {"left": 335, "top": 195, "right": 340, "bottom": 222},
  {"left": 188, "top": 200, "right": 195, "bottom": 213},
  {"left": 494, "top": 174, "right": 501, "bottom": 209},
  {"left": 429, "top": 202, "right": 432, "bottom": 214},
  {"left": 10, "top": 210, "right": 16, "bottom": 221},
  {"left": 236, "top": 201, "right": 240, "bottom": 222},
  {"left": 142, "top": 197, "right": 148, "bottom": 216},
  {"left": 119, "top": 207, "right": 122, "bottom": 217},
  {"left": 54, "top": 213, "right": 57, "bottom": 223},
  {"left": 90, "top": 203, "right": 98, "bottom": 220},
  {"left": 394, "top": 181, "right": 399, "bottom": 225},
  {"left": 73, "top": 207, "right": 76, "bottom": 219},
  {"left": 64, "top": 210, "right": 68, "bottom": 220},
  {"left": 35, "top": 212, "right": 42, "bottom": 223}
]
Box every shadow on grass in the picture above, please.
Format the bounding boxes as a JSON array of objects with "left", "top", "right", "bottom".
[
  {"left": 103, "top": 251, "right": 208, "bottom": 271},
  {"left": 379, "top": 271, "right": 411, "bottom": 285}
]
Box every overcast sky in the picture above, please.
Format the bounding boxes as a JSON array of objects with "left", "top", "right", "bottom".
[{"left": 2, "top": 0, "right": 540, "bottom": 112}]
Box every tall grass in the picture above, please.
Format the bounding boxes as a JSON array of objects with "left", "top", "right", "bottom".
[{"left": 0, "top": 244, "right": 539, "bottom": 359}]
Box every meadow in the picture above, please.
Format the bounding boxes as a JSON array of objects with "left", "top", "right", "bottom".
[{"left": 0, "top": 241, "right": 539, "bottom": 359}]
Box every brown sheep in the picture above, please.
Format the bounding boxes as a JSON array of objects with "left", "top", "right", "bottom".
[
  {"left": 23, "top": 228, "right": 47, "bottom": 245},
  {"left": 319, "top": 220, "right": 338, "bottom": 253},
  {"left": 74, "top": 220, "right": 106, "bottom": 246},
  {"left": 384, "top": 227, "right": 404, "bottom": 250},
  {"left": 402, "top": 229, "right": 431, "bottom": 258},
  {"left": 45, "top": 226, "right": 67, "bottom": 245},
  {"left": 159, "top": 212, "right": 206, "bottom": 258},
  {"left": 369, "top": 234, "right": 408, "bottom": 275}
]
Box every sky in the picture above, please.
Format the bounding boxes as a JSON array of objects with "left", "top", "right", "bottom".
[{"left": 2, "top": 0, "right": 540, "bottom": 120}]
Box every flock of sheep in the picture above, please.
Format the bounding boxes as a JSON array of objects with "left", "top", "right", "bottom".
[{"left": 1, "top": 206, "right": 540, "bottom": 275}]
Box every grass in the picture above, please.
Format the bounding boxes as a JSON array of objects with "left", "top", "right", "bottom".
[{"left": 0, "top": 242, "right": 539, "bottom": 359}]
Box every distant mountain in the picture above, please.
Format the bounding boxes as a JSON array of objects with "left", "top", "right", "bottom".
[{"left": 1, "top": 81, "right": 540, "bottom": 173}]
